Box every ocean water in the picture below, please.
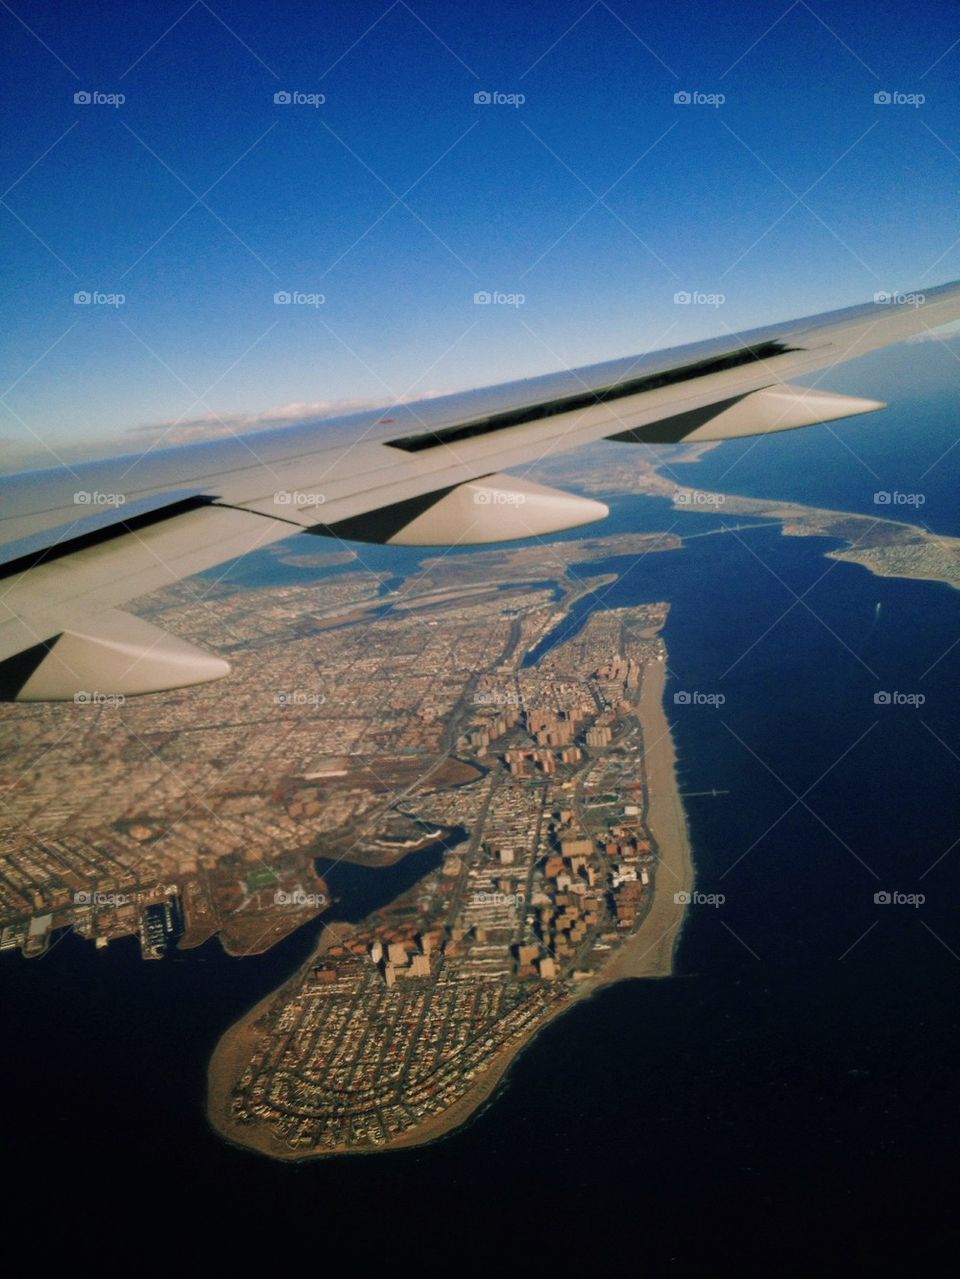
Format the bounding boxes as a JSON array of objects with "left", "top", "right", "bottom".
[
  {"left": 3, "top": 492, "right": 959, "bottom": 1270},
  {"left": 315, "top": 829, "right": 465, "bottom": 924},
  {"left": 675, "top": 342, "right": 960, "bottom": 536}
]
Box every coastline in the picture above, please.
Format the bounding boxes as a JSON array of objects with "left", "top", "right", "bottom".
[
  {"left": 594, "top": 658, "right": 693, "bottom": 983},
  {"left": 206, "top": 656, "right": 693, "bottom": 1160}
]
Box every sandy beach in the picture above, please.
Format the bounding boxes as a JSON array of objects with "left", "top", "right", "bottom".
[{"left": 596, "top": 658, "right": 694, "bottom": 983}]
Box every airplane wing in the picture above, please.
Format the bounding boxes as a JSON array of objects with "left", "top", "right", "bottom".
[{"left": 2, "top": 280, "right": 959, "bottom": 701}]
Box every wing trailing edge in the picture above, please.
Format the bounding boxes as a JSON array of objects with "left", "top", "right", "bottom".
[{"left": 2, "top": 279, "right": 958, "bottom": 700}]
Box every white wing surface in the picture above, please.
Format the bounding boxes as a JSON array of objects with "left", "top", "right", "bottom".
[{"left": 2, "top": 281, "right": 958, "bottom": 700}]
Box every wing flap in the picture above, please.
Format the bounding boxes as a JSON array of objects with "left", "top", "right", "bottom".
[
  {"left": 0, "top": 504, "right": 297, "bottom": 699},
  {"left": 687, "top": 384, "right": 886, "bottom": 441},
  {"left": 312, "top": 473, "right": 608, "bottom": 546},
  {"left": 608, "top": 384, "right": 886, "bottom": 444},
  {"left": 2, "top": 609, "right": 230, "bottom": 702}
]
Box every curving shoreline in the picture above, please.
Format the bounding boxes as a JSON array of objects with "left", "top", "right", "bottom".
[
  {"left": 206, "top": 658, "right": 693, "bottom": 1160},
  {"left": 596, "top": 658, "right": 693, "bottom": 983}
]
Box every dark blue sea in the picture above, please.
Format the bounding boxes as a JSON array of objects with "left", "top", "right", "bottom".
[
  {"left": 674, "top": 342, "right": 960, "bottom": 536},
  {"left": 3, "top": 395, "right": 959, "bottom": 1271}
]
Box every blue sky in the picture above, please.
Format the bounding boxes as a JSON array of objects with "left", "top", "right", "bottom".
[{"left": 2, "top": 0, "right": 960, "bottom": 465}]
